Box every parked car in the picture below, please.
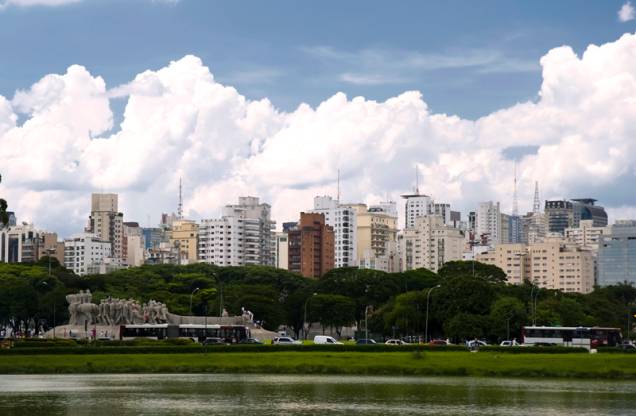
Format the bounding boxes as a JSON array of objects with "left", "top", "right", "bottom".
[
  {"left": 429, "top": 339, "right": 449, "bottom": 346},
  {"left": 499, "top": 340, "right": 521, "bottom": 347},
  {"left": 272, "top": 336, "right": 302, "bottom": 345},
  {"left": 466, "top": 340, "right": 488, "bottom": 349},
  {"left": 618, "top": 341, "right": 636, "bottom": 350},
  {"left": 202, "top": 337, "right": 226, "bottom": 346},
  {"left": 356, "top": 339, "right": 377, "bottom": 345},
  {"left": 238, "top": 338, "right": 263, "bottom": 345},
  {"left": 385, "top": 339, "right": 409, "bottom": 345},
  {"left": 313, "top": 335, "right": 343, "bottom": 345}
]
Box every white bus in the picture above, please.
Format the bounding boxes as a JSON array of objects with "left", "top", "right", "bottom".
[
  {"left": 119, "top": 324, "right": 251, "bottom": 343},
  {"left": 522, "top": 326, "right": 622, "bottom": 350}
]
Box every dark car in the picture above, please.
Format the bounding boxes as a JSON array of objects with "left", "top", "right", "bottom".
[
  {"left": 202, "top": 337, "right": 226, "bottom": 346},
  {"left": 239, "top": 338, "right": 263, "bottom": 344},
  {"left": 356, "top": 339, "right": 377, "bottom": 345}
]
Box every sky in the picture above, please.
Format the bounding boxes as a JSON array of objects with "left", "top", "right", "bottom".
[{"left": 1, "top": 0, "right": 636, "bottom": 237}]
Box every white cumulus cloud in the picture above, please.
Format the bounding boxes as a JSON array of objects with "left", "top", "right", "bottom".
[
  {"left": 3, "top": 34, "right": 636, "bottom": 237},
  {"left": 619, "top": 2, "right": 635, "bottom": 22}
]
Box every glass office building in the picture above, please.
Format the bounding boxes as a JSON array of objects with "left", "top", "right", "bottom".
[{"left": 597, "top": 221, "right": 636, "bottom": 286}]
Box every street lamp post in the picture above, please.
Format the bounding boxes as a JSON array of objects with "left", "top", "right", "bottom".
[
  {"left": 425, "top": 285, "right": 441, "bottom": 343},
  {"left": 189, "top": 287, "right": 200, "bottom": 316},
  {"left": 365, "top": 305, "right": 371, "bottom": 341},
  {"left": 303, "top": 293, "right": 317, "bottom": 340}
]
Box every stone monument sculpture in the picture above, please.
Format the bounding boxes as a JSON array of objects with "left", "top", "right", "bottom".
[{"left": 65, "top": 291, "right": 171, "bottom": 326}]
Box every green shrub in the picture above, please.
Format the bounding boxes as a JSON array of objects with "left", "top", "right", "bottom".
[{"left": 479, "top": 346, "right": 588, "bottom": 354}]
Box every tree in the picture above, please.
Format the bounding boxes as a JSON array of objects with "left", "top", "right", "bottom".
[
  {"left": 438, "top": 261, "right": 507, "bottom": 284},
  {"left": 444, "top": 313, "right": 491, "bottom": 343},
  {"left": 489, "top": 296, "right": 527, "bottom": 342},
  {"left": 381, "top": 290, "right": 427, "bottom": 336},
  {"left": 309, "top": 294, "right": 356, "bottom": 336}
]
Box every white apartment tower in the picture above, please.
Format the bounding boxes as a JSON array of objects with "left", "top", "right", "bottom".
[
  {"left": 198, "top": 197, "right": 275, "bottom": 266},
  {"left": 309, "top": 196, "right": 357, "bottom": 268},
  {"left": 401, "top": 214, "right": 464, "bottom": 272},
  {"left": 476, "top": 201, "right": 501, "bottom": 247},
  {"left": 402, "top": 193, "right": 434, "bottom": 229}
]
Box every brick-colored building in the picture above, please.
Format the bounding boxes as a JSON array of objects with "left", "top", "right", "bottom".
[{"left": 288, "top": 213, "right": 335, "bottom": 278}]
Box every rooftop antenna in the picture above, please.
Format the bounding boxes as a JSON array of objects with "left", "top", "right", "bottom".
[
  {"left": 513, "top": 161, "right": 518, "bottom": 217},
  {"left": 415, "top": 165, "right": 420, "bottom": 195},
  {"left": 177, "top": 177, "right": 183, "bottom": 219},
  {"left": 337, "top": 169, "right": 340, "bottom": 203},
  {"left": 533, "top": 181, "right": 541, "bottom": 214}
]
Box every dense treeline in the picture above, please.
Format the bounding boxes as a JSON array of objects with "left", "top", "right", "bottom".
[{"left": 1, "top": 258, "right": 635, "bottom": 342}]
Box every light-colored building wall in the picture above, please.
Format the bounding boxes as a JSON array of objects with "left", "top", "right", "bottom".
[
  {"left": 63, "top": 233, "right": 112, "bottom": 276},
  {"left": 274, "top": 232, "right": 289, "bottom": 270},
  {"left": 401, "top": 214, "right": 464, "bottom": 272},
  {"left": 476, "top": 201, "right": 501, "bottom": 247},
  {"left": 198, "top": 197, "right": 275, "bottom": 266},
  {"left": 309, "top": 196, "right": 356, "bottom": 268},
  {"left": 351, "top": 202, "right": 398, "bottom": 270},
  {"left": 402, "top": 194, "right": 433, "bottom": 229},
  {"left": 0, "top": 224, "right": 45, "bottom": 263},
  {"left": 170, "top": 220, "right": 199, "bottom": 264},
  {"left": 565, "top": 220, "right": 610, "bottom": 250},
  {"left": 477, "top": 239, "right": 595, "bottom": 293},
  {"left": 88, "top": 193, "right": 124, "bottom": 260}
]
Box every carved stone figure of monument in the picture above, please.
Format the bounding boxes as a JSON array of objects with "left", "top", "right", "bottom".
[{"left": 65, "top": 290, "right": 170, "bottom": 326}]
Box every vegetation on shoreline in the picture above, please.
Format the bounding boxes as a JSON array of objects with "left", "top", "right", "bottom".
[
  {"left": 2, "top": 261, "right": 635, "bottom": 342},
  {"left": 1, "top": 351, "right": 635, "bottom": 379}
]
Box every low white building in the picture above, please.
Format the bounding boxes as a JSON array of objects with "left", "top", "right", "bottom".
[{"left": 64, "top": 233, "right": 112, "bottom": 276}]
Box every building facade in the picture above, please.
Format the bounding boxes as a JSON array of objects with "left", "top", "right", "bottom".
[
  {"left": 274, "top": 231, "right": 289, "bottom": 270},
  {"left": 63, "top": 234, "right": 112, "bottom": 276},
  {"left": 476, "top": 201, "right": 501, "bottom": 247},
  {"left": 0, "top": 224, "right": 45, "bottom": 263},
  {"left": 309, "top": 196, "right": 356, "bottom": 268},
  {"left": 402, "top": 193, "right": 433, "bottom": 229},
  {"left": 87, "top": 193, "right": 124, "bottom": 260},
  {"left": 351, "top": 202, "right": 398, "bottom": 271},
  {"left": 597, "top": 220, "right": 636, "bottom": 286},
  {"left": 288, "top": 213, "right": 335, "bottom": 278},
  {"left": 198, "top": 197, "right": 275, "bottom": 266},
  {"left": 477, "top": 239, "right": 595, "bottom": 293},
  {"left": 170, "top": 219, "right": 199, "bottom": 265},
  {"left": 401, "top": 214, "right": 464, "bottom": 272}
]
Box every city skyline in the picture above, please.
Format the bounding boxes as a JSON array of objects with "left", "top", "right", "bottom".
[{"left": 2, "top": 1, "right": 636, "bottom": 238}]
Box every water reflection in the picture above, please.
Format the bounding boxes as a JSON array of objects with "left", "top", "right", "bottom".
[{"left": 0, "top": 374, "right": 634, "bottom": 415}]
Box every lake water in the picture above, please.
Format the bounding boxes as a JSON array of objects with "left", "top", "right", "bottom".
[{"left": 0, "top": 374, "right": 634, "bottom": 415}]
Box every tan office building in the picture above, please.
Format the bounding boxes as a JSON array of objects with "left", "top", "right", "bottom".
[
  {"left": 401, "top": 214, "right": 464, "bottom": 272},
  {"left": 170, "top": 219, "right": 199, "bottom": 264},
  {"left": 477, "top": 239, "right": 595, "bottom": 293},
  {"left": 87, "top": 193, "right": 124, "bottom": 260},
  {"left": 350, "top": 203, "right": 398, "bottom": 272}
]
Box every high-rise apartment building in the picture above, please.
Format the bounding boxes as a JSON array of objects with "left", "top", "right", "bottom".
[
  {"left": 352, "top": 202, "right": 398, "bottom": 272},
  {"left": 400, "top": 214, "right": 464, "bottom": 272},
  {"left": 401, "top": 193, "right": 433, "bottom": 229},
  {"left": 288, "top": 213, "right": 335, "bottom": 278},
  {"left": 521, "top": 212, "right": 548, "bottom": 244},
  {"left": 309, "top": 196, "right": 356, "bottom": 268},
  {"left": 597, "top": 220, "right": 636, "bottom": 286},
  {"left": 198, "top": 197, "right": 275, "bottom": 266},
  {"left": 123, "top": 222, "right": 145, "bottom": 267},
  {"left": 63, "top": 234, "right": 112, "bottom": 276},
  {"left": 477, "top": 239, "right": 595, "bottom": 293},
  {"left": 476, "top": 201, "right": 501, "bottom": 247},
  {"left": 87, "top": 193, "right": 124, "bottom": 260}
]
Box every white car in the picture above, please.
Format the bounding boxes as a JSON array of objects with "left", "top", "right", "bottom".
[
  {"left": 466, "top": 340, "right": 488, "bottom": 349},
  {"left": 385, "top": 339, "right": 409, "bottom": 345},
  {"left": 272, "top": 336, "right": 302, "bottom": 345},
  {"left": 313, "top": 335, "right": 343, "bottom": 345},
  {"left": 499, "top": 340, "right": 521, "bottom": 347}
]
